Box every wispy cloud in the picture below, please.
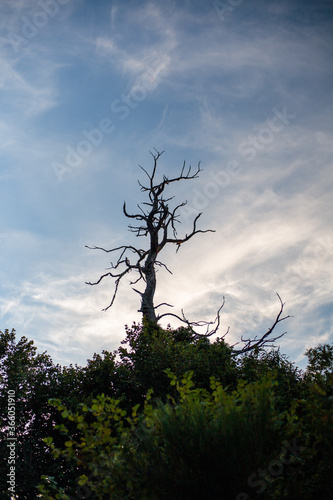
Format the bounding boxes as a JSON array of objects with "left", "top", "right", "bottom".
[{"left": 0, "top": 0, "right": 332, "bottom": 368}]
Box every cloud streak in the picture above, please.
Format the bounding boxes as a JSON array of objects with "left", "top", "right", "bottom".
[{"left": 0, "top": 0, "right": 332, "bottom": 368}]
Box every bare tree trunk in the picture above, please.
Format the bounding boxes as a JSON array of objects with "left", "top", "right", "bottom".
[{"left": 141, "top": 253, "right": 157, "bottom": 323}]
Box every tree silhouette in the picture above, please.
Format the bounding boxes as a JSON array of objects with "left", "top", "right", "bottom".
[
  {"left": 86, "top": 150, "right": 290, "bottom": 351},
  {"left": 86, "top": 149, "right": 216, "bottom": 325}
]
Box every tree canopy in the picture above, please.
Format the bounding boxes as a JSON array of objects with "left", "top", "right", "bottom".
[{"left": 1, "top": 327, "right": 332, "bottom": 499}]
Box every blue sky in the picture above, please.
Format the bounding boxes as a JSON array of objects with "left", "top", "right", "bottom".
[{"left": 0, "top": 0, "right": 332, "bottom": 368}]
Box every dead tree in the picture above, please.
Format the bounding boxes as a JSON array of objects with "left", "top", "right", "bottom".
[
  {"left": 86, "top": 149, "right": 215, "bottom": 325},
  {"left": 86, "top": 150, "right": 291, "bottom": 353}
]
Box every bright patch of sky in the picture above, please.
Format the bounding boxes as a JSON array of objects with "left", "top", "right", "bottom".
[{"left": 0, "top": 0, "right": 332, "bottom": 368}]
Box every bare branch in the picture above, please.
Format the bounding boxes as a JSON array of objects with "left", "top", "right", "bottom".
[
  {"left": 138, "top": 164, "right": 150, "bottom": 179},
  {"left": 163, "top": 212, "right": 215, "bottom": 251},
  {"left": 155, "top": 260, "right": 173, "bottom": 274},
  {"left": 156, "top": 299, "right": 225, "bottom": 338},
  {"left": 231, "top": 293, "right": 292, "bottom": 356},
  {"left": 192, "top": 299, "right": 225, "bottom": 338},
  {"left": 85, "top": 271, "right": 115, "bottom": 286},
  {"left": 129, "top": 275, "right": 143, "bottom": 286},
  {"left": 86, "top": 150, "right": 215, "bottom": 323},
  {"left": 154, "top": 302, "right": 174, "bottom": 309},
  {"left": 85, "top": 244, "right": 145, "bottom": 258}
]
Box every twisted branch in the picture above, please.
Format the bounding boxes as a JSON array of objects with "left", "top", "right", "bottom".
[{"left": 231, "top": 293, "right": 291, "bottom": 356}]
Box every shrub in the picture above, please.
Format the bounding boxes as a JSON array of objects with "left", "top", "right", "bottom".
[{"left": 38, "top": 373, "right": 285, "bottom": 499}]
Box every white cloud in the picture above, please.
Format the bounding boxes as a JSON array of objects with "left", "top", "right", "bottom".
[{"left": 1, "top": 0, "right": 332, "bottom": 368}]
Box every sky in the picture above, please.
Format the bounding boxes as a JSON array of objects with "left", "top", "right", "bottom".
[{"left": 0, "top": 0, "right": 332, "bottom": 369}]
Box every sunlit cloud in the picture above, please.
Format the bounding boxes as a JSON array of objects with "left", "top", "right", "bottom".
[{"left": 0, "top": 0, "right": 332, "bottom": 369}]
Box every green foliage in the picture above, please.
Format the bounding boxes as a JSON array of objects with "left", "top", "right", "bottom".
[
  {"left": 237, "top": 347, "right": 304, "bottom": 408},
  {"left": 38, "top": 372, "right": 285, "bottom": 499},
  {"left": 0, "top": 329, "right": 68, "bottom": 499},
  {"left": 131, "top": 372, "right": 285, "bottom": 499},
  {"left": 0, "top": 329, "right": 116, "bottom": 499},
  {"left": 304, "top": 343, "right": 333, "bottom": 387},
  {"left": 116, "top": 322, "right": 237, "bottom": 409},
  {"left": 1, "top": 326, "right": 332, "bottom": 499},
  {"left": 38, "top": 393, "right": 139, "bottom": 499},
  {"left": 270, "top": 382, "right": 333, "bottom": 498},
  {"left": 279, "top": 343, "right": 333, "bottom": 498}
]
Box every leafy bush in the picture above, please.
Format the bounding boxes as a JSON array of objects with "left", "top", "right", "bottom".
[
  {"left": 2, "top": 326, "right": 332, "bottom": 499},
  {"left": 38, "top": 372, "right": 285, "bottom": 499},
  {"left": 116, "top": 322, "right": 237, "bottom": 409}
]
